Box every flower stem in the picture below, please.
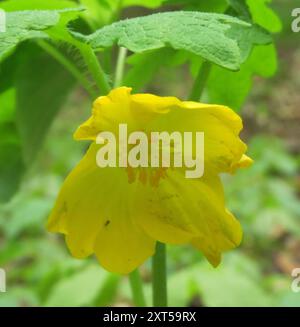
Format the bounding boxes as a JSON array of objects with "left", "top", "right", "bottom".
[
  {"left": 129, "top": 269, "right": 147, "bottom": 307},
  {"left": 188, "top": 61, "right": 212, "bottom": 101},
  {"left": 152, "top": 242, "right": 167, "bottom": 307},
  {"left": 114, "top": 47, "right": 127, "bottom": 88},
  {"left": 78, "top": 44, "right": 111, "bottom": 95},
  {"left": 37, "top": 40, "right": 96, "bottom": 98}
]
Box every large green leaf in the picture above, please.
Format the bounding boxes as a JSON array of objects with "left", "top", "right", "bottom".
[
  {"left": 207, "top": 44, "right": 277, "bottom": 110},
  {"left": 0, "top": 44, "right": 75, "bottom": 202},
  {"left": 0, "top": 88, "right": 25, "bottom": 203},
  {"left": 124, "top": 48, "right": 185, "bottom": 91},
  {"left": 44, "top": 265, "right": 119, "bottom": 306},
  {"left": 77, "top": 11, "right": 270, "bottom": 71},
  {"left": 246, "top": 0, "right": 282, "bottom": 33},
  {"left": 0, "top": 8, "right": 82, "bottom": 61},
  {"left": 14, "top": 45, "right": 75, "bottom": 163},
  {"left": 192, "top": 255, "right": 274, "bottom": 306},
  {"left": 0, "top": 10, "right": 58, "bottom": 61},
  {"left": 227, "top": 0, "right": 251, "bottom": 19}
]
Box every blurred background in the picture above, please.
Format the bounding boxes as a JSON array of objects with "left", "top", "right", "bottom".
[{"left": 0, "top": 0, "right": 299, "bottom": 306}]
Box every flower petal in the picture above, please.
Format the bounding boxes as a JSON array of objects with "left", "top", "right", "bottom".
[
  {"left": 132, "top": 168, "right": 242, "bottom": 265},
  {"left": 47, "top": 143, "right": 155, "bottom": 273},
  {"left": 147, "top": 102, "right": 249, "bottom": 174}
]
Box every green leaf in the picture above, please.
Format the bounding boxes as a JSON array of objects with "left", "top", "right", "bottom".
[
  {"left": 44, "top": 265, "right": 119, "bottom": 307},
  {"left": 0, "top": 10, "right": 59, "bottom": 61},
  {"left": 124, "top": 48, "right": 185, "bottom": 91},
  {"left": 0, "top": 95, "right": 25, "bottom": 203},
  {"left": 227, "top": 0, "right": 251, "bottom": 19},
  {"left": 14, "top": 44, "right": 75, "bottom": 163},
  {"left": 207, "top": 44, "right": 277, "bottom": 110},
  {"left": 78, "top": 11, "right": 258, "bottom": 71},
  {"left": 182, "top": 0, "right": 228, "bottom": 13},
  {"left": 0, "top": 54, "right": 25, "bottom": 202},
  {"left": 0, "top": 44, "right": 75, "bottom": 202},
  {"left": 168, "top": 269, "right": 195, "bottom": 306},
  {"left": 79, "top": 0, "right": 115, "bottom": 28},
  {"left": 0, "top": 8, "right": 82, "bottom": 61},
  {"left": 123, "top": 0, "right": 164, "bottom": 8},
  {"left": 192, "top": 255, "right": 274, "bottom": 306},
  {"left": 246, "top": 0, "right": 282, "bottom": 33},
  {"left": 226, "top": 23, "right": 272, "bottom": 63},
  {"left": 0, "top": 0, "right": 77, "bottom": 11}
]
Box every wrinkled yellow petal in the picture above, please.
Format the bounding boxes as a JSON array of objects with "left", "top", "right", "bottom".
[
  {"left": 132, "top": 168, "right": 242, "bottom": 264},
  {"left": 230, "top": 154, "right": 254, "bottom": 173},
  {"left": 192, "top": 209, "right": 242, "bottom": 267},
  {"left": 47, "top": 143, "right": 155, "bottom": 273},
  {"left": 147, "top": 102, "right": 248, "bottom": 174},
  {"left": 48, "top": 87, "right": 252, "bottom": 273},
  {"left": 74, "top": 87, "right": 251, "bottom": 174}
]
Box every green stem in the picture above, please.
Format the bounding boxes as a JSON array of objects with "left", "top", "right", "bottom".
[
  {"left": 114, "top": 47, "right": 127, "bottom": 88},
  {"left": 152, "top": 242, "right": 167, "bottom": 307},
  {"left": 188, "top": 61, "right": 212, "bottom": 101},
  {"left": 78, "top": 44, "right": 111, "bottom": 95},
  {"left": 37, "top": 40, "right": 96, "bottom": 98},
  {"left": 129, "top": 269, "right": 147, "bottom": 307}
]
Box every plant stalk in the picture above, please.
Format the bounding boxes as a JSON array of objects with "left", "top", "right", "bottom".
[
  {"left": 129, "top": 269, "right": 147, "bottom": 307},
  {"left": 37, "top": 40, "right": 96, "bottom": 98},
  {"left": 114, "top": 47, "right": 127, "bottom": 88},
  {"left": 152, "top": 242, "right": 167, "bottom": 307},
  {"left": 188, "top": 61, "right": 212, "bottom": 101},
  {"left": 78, "top": 44, "right": 111, "bottom": 95}
]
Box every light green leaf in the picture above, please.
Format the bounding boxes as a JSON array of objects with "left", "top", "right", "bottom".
[
  {"left": 79, "top": 0, "right": 116, "bottom": 28},
  {"left": 246, "top": 0, "right": 282, "bottom": 33},
  {"left": 0, "top": 10, "right": 59, "bottom": 61},
  {"left": 192, "top": 255, "right": 274, "bottom": 306},
  {"left": 78, "top": 11, "right": 269, "bottom": 71},
  {"left": 168, "top": 269, "right": 195, "bottom": 306},
  {"left": 0, "top": 8, "right": 81, "bottom": 62},
  {"left": 0, "top": 0, "right": 77, "bottom": 11},
  {"left": 207, "top": 44, "right": 277, "bottom": 110},
  {"left": 123, "top": 0, "right": 164, "bottom": 8},
  {"left": 45, "top": 265, "right": 119, "bottom": 307}
]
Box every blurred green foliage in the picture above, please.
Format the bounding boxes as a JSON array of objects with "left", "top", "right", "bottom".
[{"left": 0, "top": 0, "right": 299, "bottom": 307}]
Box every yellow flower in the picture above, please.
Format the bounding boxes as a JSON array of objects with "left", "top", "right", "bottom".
[{"left": 47, "top": 87, "right": 253, "bottom": 274}]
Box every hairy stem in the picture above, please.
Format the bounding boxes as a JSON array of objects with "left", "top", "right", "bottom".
[
  {"left": 77, "top": 44, "right": 111, "bottom": 95},
  {"left": 37, "top": 40, "right": 96, "bottom": 98}
]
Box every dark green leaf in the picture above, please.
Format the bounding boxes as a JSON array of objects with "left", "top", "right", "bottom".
[
  {"left": 78, "top": 11, "right": 256, "bottom": 71},
  {"left": 15, "top": 44, "right": 75, "bottom": 163}
]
